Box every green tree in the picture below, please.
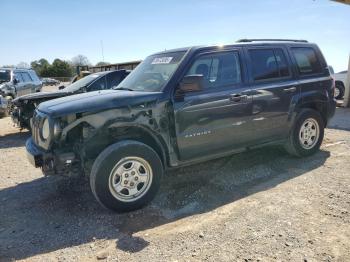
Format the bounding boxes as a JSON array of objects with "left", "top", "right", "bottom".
[
  {"left": 40, "top": 59, "right": 73, "bottom": 77},
  {"left": 31, "top": 58, "right": 50, "bottom": 76}
]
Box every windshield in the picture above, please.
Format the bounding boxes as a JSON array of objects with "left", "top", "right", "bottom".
[
  {"left": 0, "top": 69, "right": 11, "bottom": 83},
  {"left": 115, "top": 51, "right": 186, "bottom": 92},
  {"left": 63, "top": 73, "right": 102, "bottom": 92}
]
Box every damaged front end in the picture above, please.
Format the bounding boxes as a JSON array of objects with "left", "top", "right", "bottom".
[
  {"left": 11, "top": 101, "right": 36, "bottom": 129},
  {"left": 28, "top": 110, "right": 81, "bottom": 176},
  {"left": 26, "top": 93, "right": 172, "bottom": 178}
]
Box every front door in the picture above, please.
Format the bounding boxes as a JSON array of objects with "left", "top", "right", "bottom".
[{"left": 173, "top": 50, "right": 253, "bottom": 160}]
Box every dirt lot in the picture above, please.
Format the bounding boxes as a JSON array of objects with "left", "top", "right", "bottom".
[{"left": 0, "top": 107, "right": 349, "bottom": 262}]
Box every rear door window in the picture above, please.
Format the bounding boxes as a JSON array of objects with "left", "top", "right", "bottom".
[
  {"left": 291, "top": 47, "right": 323, "bottom": 75},
  {"left": 21, "top": 72, "right": 33, "bottom": 82},
  {"left": 248, "top": 48, "right": 290, "bottom": 81}
]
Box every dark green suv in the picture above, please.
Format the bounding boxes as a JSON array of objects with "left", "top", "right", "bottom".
[{"left": 26, "top": 39, "right": 336, "bottom": 212}]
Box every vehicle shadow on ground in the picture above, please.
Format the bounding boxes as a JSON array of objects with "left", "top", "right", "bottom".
[
  {"left": 0, "top": 146, "right": 330, "bottom": 261},
  {"left": 0, "top": 130, "right": 30, "bottom": 149}
]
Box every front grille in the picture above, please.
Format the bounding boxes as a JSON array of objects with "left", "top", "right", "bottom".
[{"left": 31, "top": 110, "right": 42, "bottom": 146}]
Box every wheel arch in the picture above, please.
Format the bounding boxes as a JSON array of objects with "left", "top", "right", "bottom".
[
  {"left": 294, "top": 98, "right": 328, "bottom": 127},
  {"left": 84, "top": 123, "right": 169, "bottom": 168}
]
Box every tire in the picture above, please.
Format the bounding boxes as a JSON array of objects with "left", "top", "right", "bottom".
[
  {"left": 90, "top": 140, "right": 163, "bottom": 212},
  {"left": 335, "top": 82, "right": 345, "bottom": 100},
  {"left": 285, "top": 109, "right": 324, "bottom": 157}
]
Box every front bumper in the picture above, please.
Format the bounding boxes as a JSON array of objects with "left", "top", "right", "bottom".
[
  {"left": 26, "top": 138, "right": 44, "bottom": 168},
  {"left": 26, "top": 137, "right": 78, "bottom": 176}
]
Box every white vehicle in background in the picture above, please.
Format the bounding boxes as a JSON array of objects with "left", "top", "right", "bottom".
[{"left": 334, "top": 70, "right": 347, "bottom": 100}]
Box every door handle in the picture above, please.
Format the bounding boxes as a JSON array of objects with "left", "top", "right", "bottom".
[
  {"left": 230, "top": 94, "right": 248, "bottom": 102},
  {"left": 283, "top": 87, "right": 297, "bottom": 93}
]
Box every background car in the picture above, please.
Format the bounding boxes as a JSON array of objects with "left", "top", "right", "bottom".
[
  {"left": 0, "top": 68, "right": 42, "bottom": 117},
  {"left": 41, "top": 77, "right": 60, "bottom": 86},
  {"left": 11, "top": 69, "right": 130, "bottom": 129},
  {"left": 334, "top": 70, "right": 348, "bottom": 99}
]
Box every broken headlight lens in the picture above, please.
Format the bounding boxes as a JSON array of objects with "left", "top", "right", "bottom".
[{"left": 42, "top": 118, "right": 50, "bottom": 140}]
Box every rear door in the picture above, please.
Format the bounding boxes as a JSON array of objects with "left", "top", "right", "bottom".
[
  {"left": 173, "top": 49, "right": 253, "bottom": 160},
  {"left": 20, "top": 72, "right": 34, "bottom": 95},
  {"left": 245, "top": 46, "right": 299, "bottom": 142},
  {"left": 13, "top": 71, "right": 26, "bottom": 97}
]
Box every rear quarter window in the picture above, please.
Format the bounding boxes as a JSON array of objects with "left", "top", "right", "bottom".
[{"left": 291, "top": 47, "right": 323, "bottom": 76}]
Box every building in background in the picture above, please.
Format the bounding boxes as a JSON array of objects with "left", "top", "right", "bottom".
[{"left": 78, "top": 60, "right": 141, "bottom": 74}]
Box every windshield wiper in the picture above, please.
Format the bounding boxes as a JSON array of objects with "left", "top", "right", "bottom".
[{"left": 114, "top": 87, "right": 134, "bottom": 91}]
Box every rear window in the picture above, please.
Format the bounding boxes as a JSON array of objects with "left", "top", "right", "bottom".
[{"left": 291, "top": 47, "right": 323, "bottom": 76}]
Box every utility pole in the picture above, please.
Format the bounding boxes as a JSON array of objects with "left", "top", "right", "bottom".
[
  {"left": 100, "top": 40, "right": 105, "bottom": 62},
  {"left": 343, "top": 54, "right": 350, "bottom": 107}
]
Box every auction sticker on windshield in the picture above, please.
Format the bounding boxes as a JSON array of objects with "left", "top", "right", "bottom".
[{"left": 151, "top": 57, "right": 173, "bottom": 64}]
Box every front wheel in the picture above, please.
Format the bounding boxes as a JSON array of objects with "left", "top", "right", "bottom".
[
  {"left": 90, "top": 140, "right": 163, "bottom": 212},
  {"left": 285, "top": 109, "right": 324, "bottom": 157}
]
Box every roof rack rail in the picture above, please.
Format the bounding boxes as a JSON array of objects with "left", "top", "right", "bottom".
[{"left": 236, "top": 39, "right": 308, "bottom": 43}]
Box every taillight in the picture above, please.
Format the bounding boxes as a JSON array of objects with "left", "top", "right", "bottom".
[{"left": 330, "top": 75, "right": 336, "bottom": 97}]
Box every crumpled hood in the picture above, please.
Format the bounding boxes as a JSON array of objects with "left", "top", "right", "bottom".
[
  {"left": 37, "top": 89, "right": 162, "bottom": 118},
  {"left": 13, "top": 90, "right": 70, "bottom": 105}
]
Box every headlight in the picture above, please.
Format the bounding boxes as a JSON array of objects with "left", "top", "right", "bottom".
[{"left": 42, "top": 118, "right": 50, "bottom": 140}]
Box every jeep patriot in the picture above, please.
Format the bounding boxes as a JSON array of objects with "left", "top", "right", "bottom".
[{"left": 26, "top": 39, "right": 336, "bottom": 212}]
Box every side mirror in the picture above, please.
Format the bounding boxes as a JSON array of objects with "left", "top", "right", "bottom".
[
  {"left": 13, "top": 78, "right": 19, "bottom": 85},
  {"left": 178, "top": 75, "right": 204, "bottom": 93},
  {"left": 58, "top": 85, "right": 65, "bottom": 90}
]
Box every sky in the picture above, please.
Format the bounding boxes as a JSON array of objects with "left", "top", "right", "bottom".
[{"left": 0, "top": 0, "right": 349, "bottom": 72}]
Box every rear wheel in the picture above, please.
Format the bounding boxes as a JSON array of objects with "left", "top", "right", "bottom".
[
  {"left": 285, "top": 109, "right": 324, "bottom": 157},
  {"left": 90, "top": 140, "right": 163, "bottom": 212},
  {"left": 335, "top": 82, "right": 345, "bottom": 99}
]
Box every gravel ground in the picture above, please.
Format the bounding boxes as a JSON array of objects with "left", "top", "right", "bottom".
[{"left": 0, "top": 107, "right": 349, "bottom": 262}]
